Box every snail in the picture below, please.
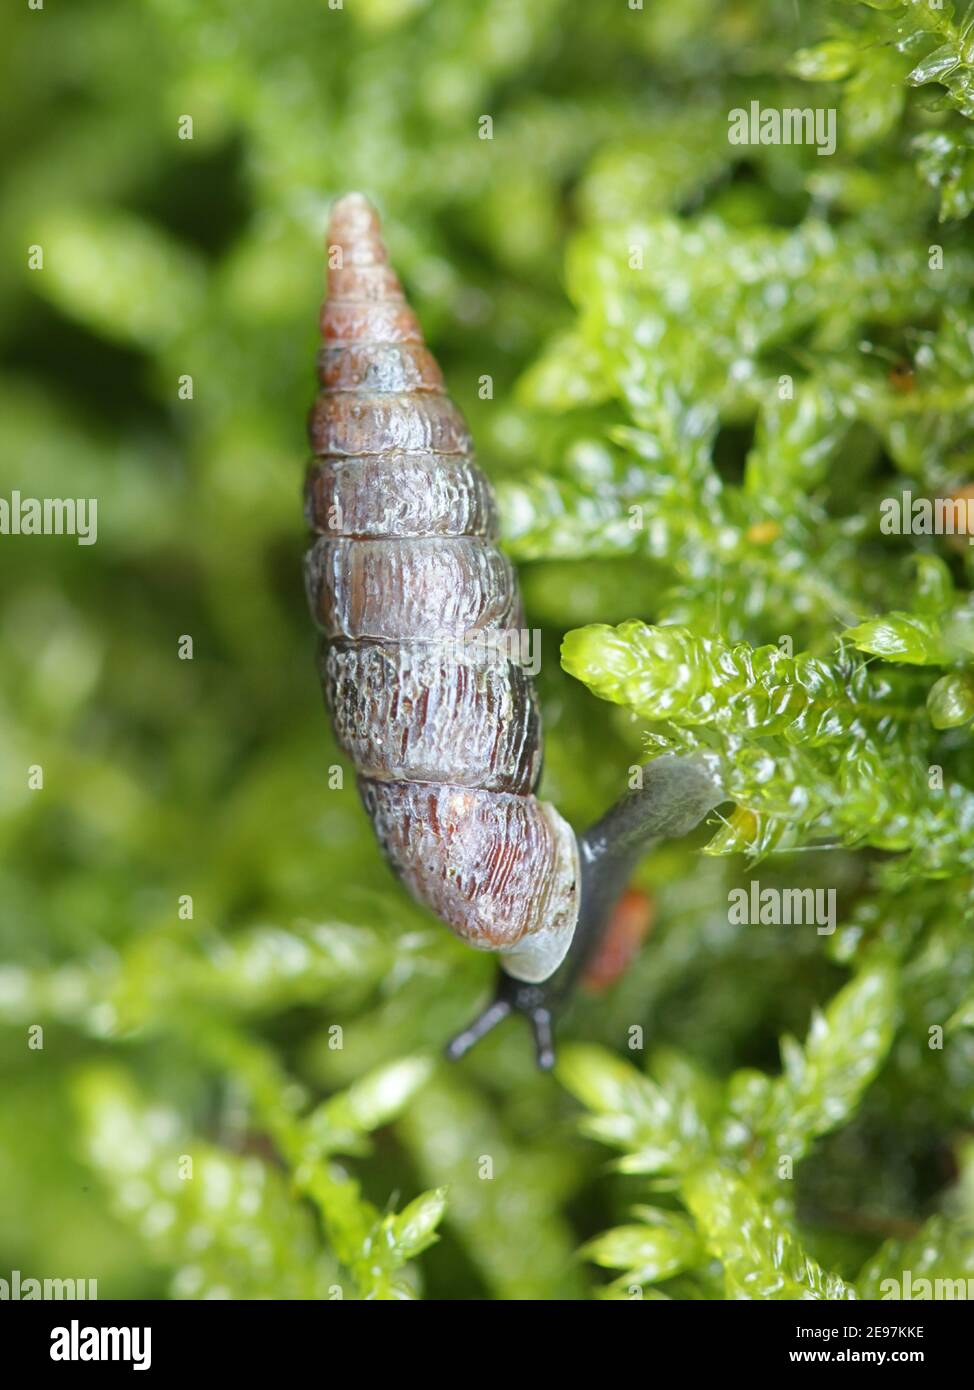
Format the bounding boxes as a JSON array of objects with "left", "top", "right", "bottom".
[{"left": 304, "top": 193, "right": 725, "bottom": 1068}]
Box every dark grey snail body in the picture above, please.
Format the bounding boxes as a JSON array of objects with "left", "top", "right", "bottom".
[
  {"left": 446, "top": 753, "right": 726, "bottom": 1067},
  {"left": 304, "top": 194, "right": 725, "bottom": 1066}
]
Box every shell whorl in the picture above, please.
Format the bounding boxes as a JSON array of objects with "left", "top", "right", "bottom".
[{"left": 304, "top": 193, "right": 579, "bottom": 982}]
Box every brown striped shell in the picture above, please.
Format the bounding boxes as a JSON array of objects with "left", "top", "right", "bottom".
[{"left": 304, "top": 193, "right": 579, "bottom": 982}]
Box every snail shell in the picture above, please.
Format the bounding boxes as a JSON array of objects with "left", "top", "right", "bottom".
[{"left": 304, "top": 194, "right": 579, "bottom": 982}]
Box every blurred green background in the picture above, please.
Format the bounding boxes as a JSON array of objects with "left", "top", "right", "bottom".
[{"left": 2, "top": 0, "right": 974, "bottom": 1300}]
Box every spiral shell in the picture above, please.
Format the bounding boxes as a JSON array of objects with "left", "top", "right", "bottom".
[{"left": 304, "top": 194, "right": 579, "bottom": 982}]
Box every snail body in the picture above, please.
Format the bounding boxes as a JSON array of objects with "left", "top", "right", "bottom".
[{"left": 304, "top": 195, "right": 725, "bottom": 1064}]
